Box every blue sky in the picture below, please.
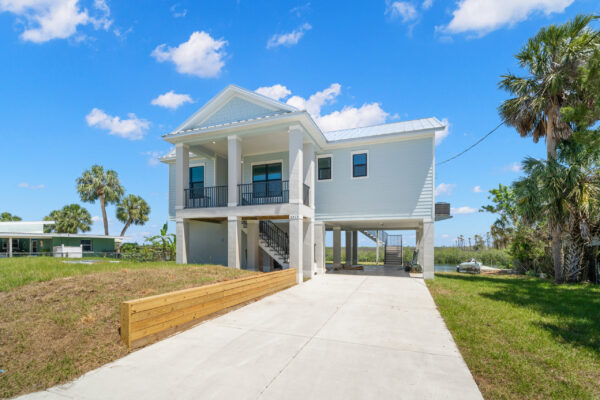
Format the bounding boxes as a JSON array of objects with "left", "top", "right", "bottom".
[{"left": 0, "top": 0, "right": 598, "bottom": 246}]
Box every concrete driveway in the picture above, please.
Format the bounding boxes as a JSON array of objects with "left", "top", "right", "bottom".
[{"left": 21, "top": 273, "right": 482, "bottom": 400}]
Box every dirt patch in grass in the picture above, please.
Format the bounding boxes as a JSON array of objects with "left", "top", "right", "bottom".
[{"left": 0, "top": 265, "right": 255, "bottom": 398}]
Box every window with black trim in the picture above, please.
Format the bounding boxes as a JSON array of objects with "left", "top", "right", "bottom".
[
  {"left": 352, "top": 153, "right": 367, "bottom": 178},
  {"left": 81, "top": 239, "right": 92, "bottom": 252},
  {"left": 318, "top": 157, "right": 332, "bottom": 180},
  {"left": 189, "top": 166, "right": 204, "bottom": 198},
  {"left": 252, "top": 163, "right": 282, "bottom": 197}
]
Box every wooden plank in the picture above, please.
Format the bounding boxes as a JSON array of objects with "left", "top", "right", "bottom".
[{"left": 120, "top": 302, "right": 132, "bottom": 347}]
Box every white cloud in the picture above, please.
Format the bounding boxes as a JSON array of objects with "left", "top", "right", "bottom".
[
  {"left": 422, "top": 0, "right": 434, "bottom": 9},
  {"left": 442, "top": 0, "right": 573, "bottom": 36},
  {"left": 386, "top": 1, "right": 418, "bottom": 23},
  {"left": 255, "top": 84, "right": 292, "bottom": 101},
  {"left": 86, "top": 108, "right": 150, "bottom": 140},
  {"left": 18, "top": 182, "right": 44, "bottom": 189},
  {"left": 152, "top": 31, "right": 227, "bottom": 78},
  {"left": 267, "top": 23, "right": 311, "bottom": 48},
  {"left": 435, "top": 183, "right": 455, "bottom": 197},
  {"left": 151, "top": 91, "right": 193, "bottom": 109},
  {"left": 170, "top": 4, "right": 187, "bottom": 18},
  {"left": 0, "top": 0, "right": 112, "bottom": 43},
  {"left": 143, "top": 151, "right": 164, "bottom": 166},
  {"left": 504, "top": 161, "right": 523, "bottom": 173},
  {"left": 452, "top": 206, "right": 477, "bottom": 215},
  {"left": 473, "top": 185, "right": 483, "bottom": 193},
  {"left": 285, "top": 83, "right": 388, "bottom": 131},
  {"left": 441, "top": 233, "right": 450, "bottom": 239},
  {"left": 91, "top": 215, "right": 101, "bottom": 222},
  {"left": 435, "top": 118, "right": 450, "bottom": 145}
]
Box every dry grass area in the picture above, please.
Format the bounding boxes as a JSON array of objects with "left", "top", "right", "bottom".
[{"left": 0, "top": 260, "right": 255, "bottom": 398}]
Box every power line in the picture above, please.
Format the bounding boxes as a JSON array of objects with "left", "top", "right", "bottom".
[{"left": 436, "top": 120, "right": 505, "bottom": 166}]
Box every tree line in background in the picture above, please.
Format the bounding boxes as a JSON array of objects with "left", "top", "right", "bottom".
[{"left": 483, "top": 15, "right": 600, "bottom": 284}]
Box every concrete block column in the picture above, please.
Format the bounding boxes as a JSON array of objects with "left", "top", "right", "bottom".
[
  {"left": 175, "top": 219, "right": 189, "bottom": 264},
  {"left": 227, "top": 216, "right": 241, "bottom": 269},
  {"left": 303, "top": 218, "right": 315, "bottom": 278},
  {"left": 289, "top": 125, "right": 304, "bottom": 205},
  {"left": 333, "top": 227, "right": 342, "bottom": 269},
  {"left": 345, "top": 230, "right": 352, "bottom": 266},
  {"left": 302, "top": 142, "right": 315, "bottom": 208},
  {"left": 422, "top": 221, "right": 435, "bottom": 279},
  {"left": 228, "top": 136, "right": 242, "bottom": 207},
  {"left": 175, "top": 143, "right": 190, "bottom": 211},
  {"left": 314, "top": 222, "right": 326, "bottom": 274},
  {"left": 289, "top": 214, "right": 304, "bottom": 284},
  {"left": 352, "top": 231, "right": 358, "bottom": 265},
  {"left": 246, "top": 220, "right": 259, "bottom": 271}
]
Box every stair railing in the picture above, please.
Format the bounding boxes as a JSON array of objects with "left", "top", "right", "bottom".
[{"left": 259, "top": 220, "right": 289, "bottom": 264}]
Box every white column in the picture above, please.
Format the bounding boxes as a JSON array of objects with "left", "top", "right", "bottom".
[
  {"left": 289, "top": 125, "right": 304, "bottom": 205},
  {"left": 303, "top": 218, "right": 315, "bottom": 278},
  {"left": 417, "top": 226, "right": 424, "bottom": 268},
  {"left": 302, "top": 142, "right": 315, "bottom": 208},
  {"left": 175, "top": 143, "right": 190, "bottom": 211},
  {"left": 227, "top": 216, "right": 241, "bottom": 268},
  {"left": 352, "top": 231, "right": 358, "bottom": 265},
  {"left": 314, "top": 222, "right": 326, "bottom": 274},
  {"left": 333, "top": 227, "right": 341, "bottom": 269},
  {"left": 8, "top": 237, "right": 13, "bottom": 258},
  {"left": 176, "top": 219, "right": 189, "bottom": 264},
  {"left": 228, "top": 136, "right": 242, "bottom": 207},
  {"left": 375, "top": 230, "right": 380, "bottom": 265},
  {"left": 422, "top": 221, "right": 435, "bottom": 279},
  {"left": 345, "top": 230, "right": 352, "bottom": 266},
  {"left": 246, "top": 220, "right": 259, "bottom": 271},
  {"left": 289, "top": 215, "right": 304, "bottom": 284}
]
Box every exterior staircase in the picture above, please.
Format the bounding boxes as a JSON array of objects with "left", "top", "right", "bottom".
[
  {"left": 258, "top": 220, "right": 289, "bottom": 268},
  {"left": 360, "top": 230, "right": 404, "bottom": 266}
]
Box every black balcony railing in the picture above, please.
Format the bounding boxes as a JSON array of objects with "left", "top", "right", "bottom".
[
  {"left": 185, "top": 186, "right": 228, "bottom": 208},
  {"left": 303, "top": 184, "right": 310, "bottom": 207},
  {"left": 259, "top": 220, "right": 289, "bottom": 264},
  {"left": 239, "top": 180, "right": 289, "bottom": 206}
]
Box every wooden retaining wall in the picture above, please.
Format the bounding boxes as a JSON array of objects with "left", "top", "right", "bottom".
[{"left": 120, "top": 268, "right": 297, "bottom": 348}]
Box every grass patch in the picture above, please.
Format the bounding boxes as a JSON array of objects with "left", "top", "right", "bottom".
[
  {"left": 427, "top": 273, "right": 600, "bottom": 400},
  {"left": 0, "top": 257, "right": 255, "bottom": 398}
]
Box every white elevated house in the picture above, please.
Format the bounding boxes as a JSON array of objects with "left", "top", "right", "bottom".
[{"left": 161, "top": 85, "right": 450, "bottom": 283}]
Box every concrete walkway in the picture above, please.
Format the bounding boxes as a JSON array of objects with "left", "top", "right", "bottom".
[{"left": 21, "top": 274, "right": 483, "bottom": 400}]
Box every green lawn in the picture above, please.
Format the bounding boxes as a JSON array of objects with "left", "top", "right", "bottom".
[{"left": 427, "top": 273, "right": 600, "bottom": 400}]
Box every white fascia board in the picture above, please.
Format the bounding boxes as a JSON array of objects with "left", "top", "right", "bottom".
[{"left": 321, "top": 129, "right": 436, "bottom": 150}]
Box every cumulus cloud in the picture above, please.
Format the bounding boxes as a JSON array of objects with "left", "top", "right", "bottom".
[
  {"left": 151, "top": 91, "right": 193, "bottom": 109},
  {"left": 452, "top": 206, "right": 477, "bottom": 215},
  {"left": 473, "top": 185, "right": 483, "bottom": 193},
  {"left": 0, "top": 0, "right": 112, "bottom": 43},
  {"left": 86, "top": 108, "right": 150, "bottom": 140},
  {"left": 435, "top": 183, "right": 455, "bottom": 197},
  {"left": 91, "top": 215, "right": 101, "bottom": 222},
  {"left": 435, "top": 118, "right": 450, "bottom": 145},
  {"left": 504, "top": 161, "right": 523, "bottom": 173},
  {"left": 441, "top": 0, "right": 573, "bottom": 36},
  {"left": 143, "top": 151, "right": 164, "bottom": 166},
  {"left": 170, "top": 4, "right": 187, "bottom": 18},
  {"left": 18, "top": 182, "right": 45, "bottom": 189},
  {"left": 152, "top": 31, "right": 227, "bottom": 78},
  {"left": 285, "top": 83, "right": 388, "bottom": 131},
  {"left": 255, "top": 84, "right": 292, "bottom": 101},
  {"left": 385, "top": 1, "right": 418, "bottom": 23},
  {"left": 267, "top": 23, "right": 311, "bottom": 48}
]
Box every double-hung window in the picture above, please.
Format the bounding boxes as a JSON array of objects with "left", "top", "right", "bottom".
[
  {"left": 81, "top": 239, "right": 92, "bottom": 252},
  {"left": 189, "top": 166, "right": 204, "bottom": 198},
  {"left": 252, "top": 163, "right": 282, "bottom": 198},
  {"left": 352, "top": 152, "right": 368, "bottom": 178},
  {"left": 317, "top": 156, "right": 332, "bottom": 181}
]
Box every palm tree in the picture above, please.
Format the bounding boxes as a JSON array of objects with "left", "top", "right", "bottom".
[
  {"left": 44, "top": 204, "right": 92, "bottom": 234},
  {"left": 76, "top": 165, "right": 124, "bottom": 236},
  {"left": 116, "top": 194, "right": 151, "bottom": 237},
  {"left": 0, "top": 212, "right": 22, "bottom": 221},
  {"left": 499, "top": 15, "right": 599, "bottom": 277}
]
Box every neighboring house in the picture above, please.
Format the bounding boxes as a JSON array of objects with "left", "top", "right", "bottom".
[
  {"left": 0, "top": 221, "right": 123, "bottom": 257},
  {"left": 161, "top": 85, "right": 450, "bottom": 283}
]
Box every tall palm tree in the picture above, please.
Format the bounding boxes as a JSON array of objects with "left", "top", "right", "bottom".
[
  {"left": 499, "top": 15, "right": 599, "bottom": 277},
  {"left": 44, "top": 204, "right": 92, "bottom": 234},
  {"left": 0, "top": 212, "right": 22, "bottom": 221},
  {"left": 116, "top": 194, "right": 151, "bottom": 237},
  {"left": 76, "top": 165, "right": 124, "bottom": 236}
]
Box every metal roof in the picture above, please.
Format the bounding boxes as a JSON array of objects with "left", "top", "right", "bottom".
[
  {"left": 323, "top": 117, "right": 445, "bottom": 142},
  {"left": 0, "top": 233, "right": 125, "bottom": 239}
]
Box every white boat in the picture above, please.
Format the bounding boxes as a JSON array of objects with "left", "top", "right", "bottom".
[{"left": 456, "top": 259, "right": 482, "bottom": 273}]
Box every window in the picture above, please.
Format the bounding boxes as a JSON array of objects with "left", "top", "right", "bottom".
[
  {"left": 317, "top": 156, "right": 332, "bottom": 181},
  {"left": 81, "top": 239, "right": 92, "bottom": 252},
  {"left": 352, "top": 152, "right": 368, "bottom": 178},
  {"left": 189, "top": 166, "right": 204, "bottom": 198},
  {"left": 252, "top": 163, "right": 282, "bottom": 197}
]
